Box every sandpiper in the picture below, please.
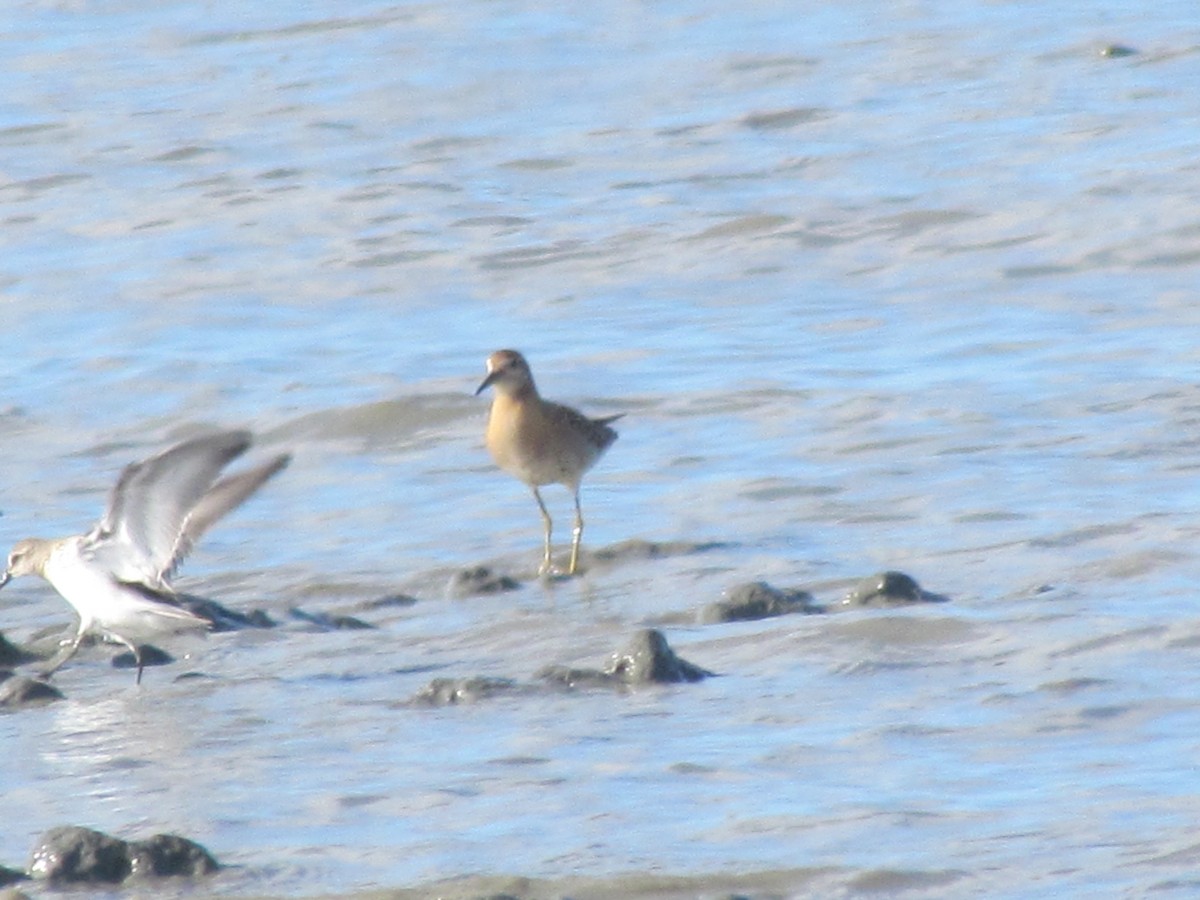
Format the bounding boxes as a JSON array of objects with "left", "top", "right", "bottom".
[
  {"left": 0, "top": 430, "right": 290, "bottom": 683},
  {"left": 475, "top": 349, "right": 621, "bottom": 576}
]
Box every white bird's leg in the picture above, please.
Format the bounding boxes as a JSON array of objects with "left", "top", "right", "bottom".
[
  {"left": 569, "top": 490, "right": 584, "bottom": 576},
  {"left": 37, "top": 622, "right": 88, "bottom": 680},
  {"left": 532, "top": 487, "right": 554, "bottom": 575}
]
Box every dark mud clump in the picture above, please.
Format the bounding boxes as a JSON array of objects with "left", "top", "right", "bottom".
[
  {"left": 287, "top": 608, "right": 374, "bottom": 630},
  {"left": 27, "top": 826, "right": 218, "bottom": 885},
  {"left": 126, "top": 834, "right": 220, "bottom": 879},
  {"left": 12, "top": 626, "right": 67, "bottom": 665},
  {"left": 0, "top": 672, "right": 63, "bottom": 710},
  {"left": 607, "top": 629, "right": 714, "bottom": 683},
  {"left": 406, "top": 631, "right": 713, "bottom": 706},
  {"left": 839, "top": 571, "right": 949, "bottom": 608},
  {"left": 111, "top": 644, "right": 174, "bottom": 673},
  {"left": 408, "top": 676, "right": 524, "bottom": 706},
  {"left": 350, "top": 593, "right": 420, "bottom": 613},
  {"left": 449, "top": 566, "right": 521, "bottom": 597},
  {"left": 0, "top": 632, "right": 34, "bottom": 667},
  {"left": 538, "top": 629, "right": 714, "bottom": 689},
  {"left": 587, "top": 538, "right": 729, "bottom": 566},
  {"left": 179, "top": 594, "right": 276, "bottom": 630},
  {"left": 699, "top": 581, "right": 823, "bottom": 624},
  {"left": 0, "top": 862, "right": 26, "bottom": 887}
]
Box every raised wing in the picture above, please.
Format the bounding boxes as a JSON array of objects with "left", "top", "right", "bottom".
[
  {"left": 88, "top": 431, "right": 254, "bottom": 586},
  {"left": 161, "top": 452, "right": 291, "bottom": 582}
]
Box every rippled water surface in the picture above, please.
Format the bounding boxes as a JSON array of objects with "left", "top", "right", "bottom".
[{"left": 4, "top": 1, "right": 1200, "bottom": 897}]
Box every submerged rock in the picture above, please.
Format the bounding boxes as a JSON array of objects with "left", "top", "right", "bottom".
[
  {"left": 0, "top": 672, "right": 64, "bottom": 709},
  {"left": 126, "top": 834, "right": 220, "bottom": 878},
  {"left": 28, "top": 826, "right": 218, "bottom": 885},
  {"left": 408, "top": 633, "right": 714, "bottom": 706},
  {"left": 0, "top": 633, "right": 33, "bottom": 667},
  {"left": 28, "top": 827, "right": 129, "bottom": 884},
  {"left": 700, "top": 581, "right": 823, "bottom": 624},
  {"left": 179, "top": 594, "right": 276, "bottom": 630},
  {"left": 111, "top": 644, "right": 174, "bottom": 672},
  {"left": 16, "top": 626, "right": 73, "bottom": 663},
  {"left": 0, "top": 863, "right": 26, "bottom": 887},
  {"left": 352, "top": 593, "right": 419, "bottom": 612},
  {"left": 409, "top": 676, "right": 523, "bottom": 706},
  {"left": 840, "top": 571, "right": 949, "bottom": 608},
  {"left": 589, "top": 538, "right": 728, "bottom": 564},
  {"left": 449, "top": 566, "right": 521, "bottom": 597},
  {"left": 287, "top": 608, "right": 374, "bottom": 630},
  {"left": 538, "top": 629, "right": 714, "bottom": 688}
]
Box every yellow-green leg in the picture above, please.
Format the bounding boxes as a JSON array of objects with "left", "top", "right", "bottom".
[
  {"left": 569, "top": 490, "right": 584, "bottom": 576},
  {"left": 533, "top": 487, "right": 554, "bottom": 574}
]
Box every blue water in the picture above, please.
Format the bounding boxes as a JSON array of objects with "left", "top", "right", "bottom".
[{"left": 3, "top": 1, "right": 1200, "bottom": 896}]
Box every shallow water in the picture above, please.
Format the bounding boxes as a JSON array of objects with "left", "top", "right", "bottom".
[{"left": 3, "top": 0, "right": 1200, "bottom": 897}]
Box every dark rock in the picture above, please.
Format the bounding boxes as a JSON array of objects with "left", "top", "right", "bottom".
[
  {"left": 287, "top": 608, "right": 375, "bottom": 630},
  {"left": 409, "top": 676, "right": 522, "bottom": 706},
  {"left": 27, "top": 826, "right": 217, "bottom": 885},
  {"left": 537, "top": 629, "right": 714, "bottom": 688},
  {"left": 111, "top": 644, "right": 173, "bottom": 671},
  {"left": 450, "top": 566, "right": 520, "bottom": 597},
  {"left": 607, "top": 629, "right": 714, "bottom": 684},
  {"left": 28, "top": 826, "right": 131, "bottom": 884},
  {"left": 126, "top": 834, "right": 219, "bottom": 879},
  {"left": 699, "top": 581, "right": 823, "bottom": 624},
  {"left": 840, "top": 571, "right": 949, "bottom": 608},
  {"left": 0, "top": 672, "right": 64, "bottom": 709}
]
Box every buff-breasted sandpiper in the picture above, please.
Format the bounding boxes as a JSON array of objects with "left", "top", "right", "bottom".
[{"left": 475, "top": 349, "right": 621, "bottom": 576}]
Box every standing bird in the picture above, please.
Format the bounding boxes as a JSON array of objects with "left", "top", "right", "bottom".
[
  {"left": 0, "top": 430, "right": 290, "bottom": 683},
  {"left": 475, "top": 349, "right": 621, "bottom": 576}
]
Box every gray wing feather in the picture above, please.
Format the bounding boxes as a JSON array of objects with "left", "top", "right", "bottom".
[
  {"left": 161, "top": 453, "right": 291, "bottom": 581},
  {"left": 549, "top": 406, "right": 622, "bottom": 452},
  {"left": 89, "top": 431, "right": 254, "bottom": 585}
]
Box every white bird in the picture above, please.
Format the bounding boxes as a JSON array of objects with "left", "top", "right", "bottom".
[{"left": 0, "top": 430, "right": 290, "bottom": 683}]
